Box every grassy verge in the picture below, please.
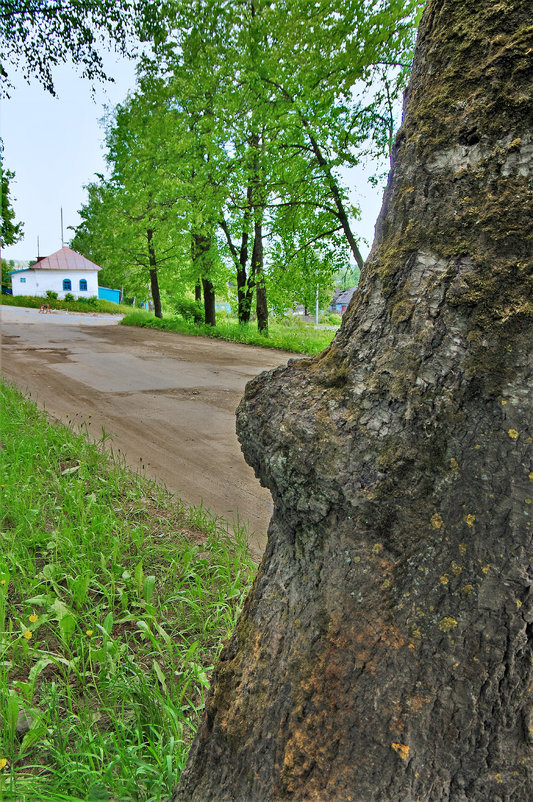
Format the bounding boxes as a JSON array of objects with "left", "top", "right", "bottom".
[
  {"left": 0, "top": 380, "right": 256, "bottom": 801},
  {"left": 1, "top": 295, "right": 131, "bottom": 316},
  {"left": 120, "top": 310, "right": 337, "bottom": 355}
]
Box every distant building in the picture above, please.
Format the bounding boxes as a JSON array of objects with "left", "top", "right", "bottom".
[
  {"left": 330, "top": 287, "right": 357, "bottom": 315},
  {"left": 9, "top": 246, "right": 101, "bottom": 299}
]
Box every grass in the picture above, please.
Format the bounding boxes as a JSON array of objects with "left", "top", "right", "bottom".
[
  {"left": 120, "top": 310, "right": 338, "bottom": 355},
  {"left": 0, "top": 380, "right": 256, "bottom": 801},
  {"left": 1, "top": 295, "right": 131, "bottom": 316}
]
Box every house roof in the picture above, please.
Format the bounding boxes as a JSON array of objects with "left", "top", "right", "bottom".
[
  {"left": 335, "top": 287, "right": 357, "bottom": 306},
  {"left": 28, "top": 246, "right": 102, "bottom": 272}
]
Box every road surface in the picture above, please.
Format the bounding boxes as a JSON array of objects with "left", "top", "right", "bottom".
[{"left": 0, "top": 306, "right": 291, "bottom": 554}]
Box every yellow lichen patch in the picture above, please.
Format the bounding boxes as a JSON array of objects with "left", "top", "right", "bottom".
[
  {"left": 525, "top": 498, "right": 531, "bottom": 505},
  {"left": 508, "top": 428, "right": 519, "bottom": 439},
  {"left": 411, "top": 627, "right": 421, "bottom": 639},
  {"left": 475, "top": 444, "right": 481, "bottom": 450},
  {"left": 440, "top": 575, "right": 449, "bottom": 585},
  {"left": 406, "top": 695, "right": 430, "bottom": 712},
  {"left": 461, "top": 584, "right": 473, "bottom": 594},
  {"left": 391, "top": 742, "right": 410, "bottom": 761},
  {"left": 516, "top": 599, "right": 522, "bottom": 609},
  {"left": 431, "top": 513, "right": 444, "bottom": 529},
  {"left": 450, "top": 458, "right": 459, "bottom": 471},
  {"left": 482, "top": 564, "right": 491, "bottom": 574},
  {"left": 501, "top": 399, "right": 508, "bottom": 405},
  {"left": 459, "top": 543, "right": 467, "bottom": 554},
  {"left": 465, "top": 514, "right": 476, "bottom": 527},
  {"left": 439, "top": 617, "right": 458, "bottom": 632},
  {"left": 372, "top": 543, "right": 383, "bottom": 555},
  {"left": 529, "top": 472, "right": 533, "bottom": 482},
  {"left": 451, "top": 563, "right": 462, "bottom": 575}
]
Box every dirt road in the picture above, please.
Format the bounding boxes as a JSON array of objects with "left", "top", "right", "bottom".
[{"left": 0, "top": 306, "right": 291, "bottom": 553}]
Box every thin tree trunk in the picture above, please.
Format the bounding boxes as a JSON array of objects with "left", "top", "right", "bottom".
[
  {"left": 202, "top": 277, "right": 216, "bottom": 327},
  {"left": 146, "top": 229, "right": 162, "bottom": 319},
  {"left": 194, "top": 282, "right": 201, "bottom": 303},
  {"left": 220, "top": 199, "right": 254, "bottom": 324},
  {"left": 174, "top": 1, "right": 533, "bottom": 800},
  {"left": 252, "top": 216, "right": 267, "bottom": 335},
  {"left": 192, "top": 232, "right": 216, "bottom": 326}
]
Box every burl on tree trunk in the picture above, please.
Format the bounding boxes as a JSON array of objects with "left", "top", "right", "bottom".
[{"left": 174, "top": 1, "right": 533, "bottom": 799}]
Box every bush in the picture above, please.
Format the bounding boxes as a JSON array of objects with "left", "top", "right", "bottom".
[
  {"left": 174, "top": 298, "right": 203, "bottom": 324},
  {"left": 45, "top": 290, "right": 58, "bottom": 300},
  {"left": 64, "top": 292, "right": 75, "bottom": 302}
]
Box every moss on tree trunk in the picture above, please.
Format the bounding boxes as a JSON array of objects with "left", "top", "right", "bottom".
[{"left": 174, "top": 1, "right": 533, "bottom": 799}]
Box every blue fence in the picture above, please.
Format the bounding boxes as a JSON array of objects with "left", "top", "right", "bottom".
[{"left": 98, "top": 287, "right": 121, "bottom": 304}]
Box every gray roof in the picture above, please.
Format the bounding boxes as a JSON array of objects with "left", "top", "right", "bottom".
[{"left": 335, "top": 287, "right": 357, "bottom": 306}]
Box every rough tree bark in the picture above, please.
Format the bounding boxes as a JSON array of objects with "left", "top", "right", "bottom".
[{"left": 174, "top": 1, "right": 533, "bottom": 800}]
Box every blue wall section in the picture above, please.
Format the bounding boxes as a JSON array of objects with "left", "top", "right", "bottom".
[{"left": 98, "top": 287, "right": 121, "bottom": 304}]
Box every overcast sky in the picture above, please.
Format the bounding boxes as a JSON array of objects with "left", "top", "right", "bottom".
[{"left": 1, "top": 54, "right": 386, "bottom": 265}]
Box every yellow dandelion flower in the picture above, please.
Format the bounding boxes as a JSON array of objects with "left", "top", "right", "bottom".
[
  {"left": 0, "top": 758, "right": 7, "bottom": 770},
  {"left": 29, "top": 613, "right": 38, "bottom": 623},
  {"left": 86, "top": 629, "right": 93, "bottom": 637},
  {"left": 23, "top": 630, "right": 32, "bottom": 640},
  {"left": 508, "top": 428, "right": 519, "bottom": 439},
  {"left": 0, "top": 579, "right": 6, "bottom": 585}
]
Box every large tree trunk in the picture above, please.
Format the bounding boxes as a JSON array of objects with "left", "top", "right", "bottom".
[{"left": 174, "top": 1, "right": 533, "bottom": 800}]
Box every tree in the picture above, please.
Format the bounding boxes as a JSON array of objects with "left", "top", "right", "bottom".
[
  {"left": 143, "top": 0, "right": 421, "bottom": 328},
  {"left": 173, "top": 0, "right": 533, "bottom": 799},
  {"left": 0, "top": 0, "right": 159, "bottom": 96},
  {"left": 0, "top": 142, "right": 23, "bottom": 247}
]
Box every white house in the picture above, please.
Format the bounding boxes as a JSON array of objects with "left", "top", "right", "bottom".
[{"left": 10, "top": 247, "right": 101, "bottom": 300}]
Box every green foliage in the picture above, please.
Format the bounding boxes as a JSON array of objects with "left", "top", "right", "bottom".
[
  {"left": 0, "top": 0, "right": 160, "bottom": 96},
  {"left": 0, "top": 143, "right": 23, "bottom": 247},
  {"left": 1, "top": 257, "right": 14, "bottom": 288},
  {"left": 0, "top": 379, "right": 255, "bottom": 798},
  {"left": 63, "top": 292, "right": 75, "bottom": 302},
  {"left": 174, "top": 297, "right": 203, "bottom": 324},
  {"left": 45, "top": 290, "right": 58, "bottom": 300}
]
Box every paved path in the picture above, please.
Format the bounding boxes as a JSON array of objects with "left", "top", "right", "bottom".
[{"left": 1, "top": 306, "right": 290, "bottom": 554}]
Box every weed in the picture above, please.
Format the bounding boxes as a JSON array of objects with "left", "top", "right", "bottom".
[{"left": 0, "top": 380, "right": 256, "bottom": 800}]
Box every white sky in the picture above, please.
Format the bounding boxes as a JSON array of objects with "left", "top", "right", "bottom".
[{"left": 1, "top": 54, "right": 386, "bottom": 265}]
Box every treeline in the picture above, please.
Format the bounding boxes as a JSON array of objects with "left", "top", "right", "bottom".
[{"left": 70, "top": 0, "right": 423, "bottom": 329}]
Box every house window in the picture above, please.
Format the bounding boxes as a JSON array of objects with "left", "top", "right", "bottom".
[
  {"left": 20, "top": 277, "right": 26, "bottom": 283},
  {"left": 63, "top": 279, "right": 72, "bottom": 291},
  {"left": 79, "top": 279, "right": 88, "bottom": 291}
]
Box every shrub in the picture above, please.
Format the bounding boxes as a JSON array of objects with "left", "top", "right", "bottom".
[
  {"left": 174, "top": 298, "right": 203, "bottom": 324},
  {"left": 45, "top": 290, "right": 58, "bottom": 300},
  {"left": 64, "top": 292, "right": 75, "bottom": 302}
]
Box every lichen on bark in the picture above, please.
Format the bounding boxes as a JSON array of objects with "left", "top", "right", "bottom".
[{"left": 173, "top": 1, "right": 533, "bottom": 800}]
